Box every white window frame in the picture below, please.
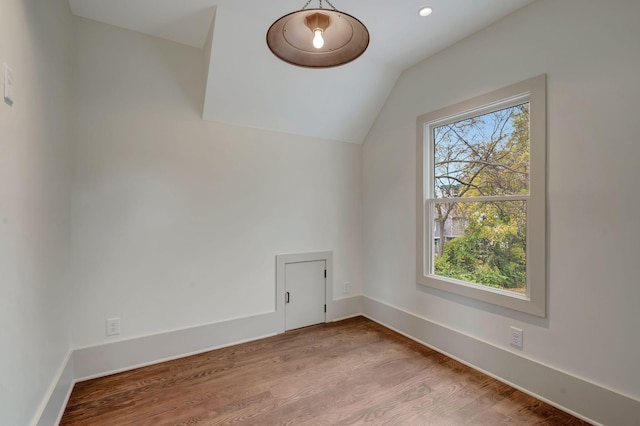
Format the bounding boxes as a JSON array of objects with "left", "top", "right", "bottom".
[{"left": 416, "top": 75, "right": 547, "bottom": 317}]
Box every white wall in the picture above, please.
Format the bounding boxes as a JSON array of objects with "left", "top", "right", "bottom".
[
  {"left": 363, "top": 0, "right": 640, "bottom": 402},
  {"left": 0, "top": 0, "right": 73, "bottom": 424},
  {"left": 71, "top": 17, "right": 363, "bottom": 348}
]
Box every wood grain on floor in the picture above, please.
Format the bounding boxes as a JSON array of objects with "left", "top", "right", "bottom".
[{"left": 60, "top": 316, "right": 590, "bottom": 425}]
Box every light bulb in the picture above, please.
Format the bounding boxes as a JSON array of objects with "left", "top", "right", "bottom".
[{"left": 313, "top": 30, "right": 324, "bottom": 49}]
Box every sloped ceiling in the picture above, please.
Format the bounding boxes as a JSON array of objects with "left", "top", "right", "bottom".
[{"left": 68, "top": 0, "right": 535, "bottom": 144}]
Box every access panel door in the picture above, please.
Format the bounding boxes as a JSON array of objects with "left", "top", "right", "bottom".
[{"left": 285, "top": 260, "right": 326, "bottom": 331}]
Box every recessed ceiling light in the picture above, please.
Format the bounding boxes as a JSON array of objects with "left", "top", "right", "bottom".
[{"left": 418, "top": 7, "right": 433, "bottom": 17}]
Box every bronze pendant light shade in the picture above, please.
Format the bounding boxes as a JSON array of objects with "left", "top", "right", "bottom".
[{"left": 266, "top": 1, "right": 369, "bottom": 68}]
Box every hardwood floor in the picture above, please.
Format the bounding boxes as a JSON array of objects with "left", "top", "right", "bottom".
[{"left": 61, "top": 317, "right": 590, "bottom": 425}]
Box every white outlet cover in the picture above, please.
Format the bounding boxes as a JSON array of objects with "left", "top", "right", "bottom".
[
  {"left": 510, "top": 326, "right": 523, "bottom": 348},
  {"left": 106, "top": 317, "right": 121, "bottom": 336},
  {"left": 4, "top": 63, "right": 14, "bottom": 106}
]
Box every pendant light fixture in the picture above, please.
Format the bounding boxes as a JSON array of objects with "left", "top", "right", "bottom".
[{"left": 266, "top": 0, "right": 369, "bottom": 68}]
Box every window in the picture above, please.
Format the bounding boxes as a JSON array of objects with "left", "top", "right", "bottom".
[{"left": 417, "top": 75, "right": 546, "bottom": 316}]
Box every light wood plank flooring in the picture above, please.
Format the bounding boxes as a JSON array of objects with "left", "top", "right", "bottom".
[{"left": 61, "top": 317, "right": 590, "bottom": 425}]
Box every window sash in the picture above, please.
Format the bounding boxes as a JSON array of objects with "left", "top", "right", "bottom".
[
  {"left": 425, "top": 194, "right": 529, "bottom": 203},
  {"left": 416, "top": 75, "right": 546, "bottom": 317},
  {"left": 425, "top": 198, "right": 529, "bottom": 295}
]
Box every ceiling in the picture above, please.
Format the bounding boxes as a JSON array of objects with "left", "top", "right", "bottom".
[{"left": 68, "top": 0, "right": 535, "bottom": 144}]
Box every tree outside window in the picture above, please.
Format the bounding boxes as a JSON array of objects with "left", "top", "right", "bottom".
[
  {"left": 417, "top": 75, "right": 546, "bottom": 316},
  {"left": 432, "top": 103, "right": 529, "bottom": 294}
]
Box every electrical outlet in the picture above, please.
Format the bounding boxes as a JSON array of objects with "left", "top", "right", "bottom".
[
  {"left": 106, "top": 317, "right": 121, "bottom": 336},
  {"left": 510, "top": 326, "right": 523, "bottom": 349},
  {"left": 343, "top": 281, "right": 350, "bottom": 294}
]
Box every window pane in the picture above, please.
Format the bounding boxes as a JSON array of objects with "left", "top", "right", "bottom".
[
  {"left": 432, "top": 200, "right": 527, "bottom": 294},
  {"left": 433, "top": 103, "right": 530, "bottom": 198}
]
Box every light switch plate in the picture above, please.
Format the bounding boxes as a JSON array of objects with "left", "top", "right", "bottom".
[{"left": 4, "top": 63, "right": 14, "bottom": 106}]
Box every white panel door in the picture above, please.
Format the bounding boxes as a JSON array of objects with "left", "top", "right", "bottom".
[{"left": 285, "top": 260, "right": 326, "bottom": 331}]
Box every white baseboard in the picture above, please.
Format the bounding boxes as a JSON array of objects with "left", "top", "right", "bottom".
[
  {"left": 36, "top": 296, "right": 364, "bottom": 425},
  {"left": 33, "top": 351, "right": 74, "bottom": 426},
  {"left": 362, "top": 296, "right": 640, "bottom": 426},
  {"left": 73, "top": 311, "right": 282, "bottom": 381},
  {"left": 331, "top": 294, "right": 363, "bottom": 321},
  {"left": 40, "top": 295, "right": 637, "bottom": 425}
]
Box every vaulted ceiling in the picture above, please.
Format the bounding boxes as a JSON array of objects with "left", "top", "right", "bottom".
[{"left": 68, "top": 0, "right": 534, "bottom": 144}]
